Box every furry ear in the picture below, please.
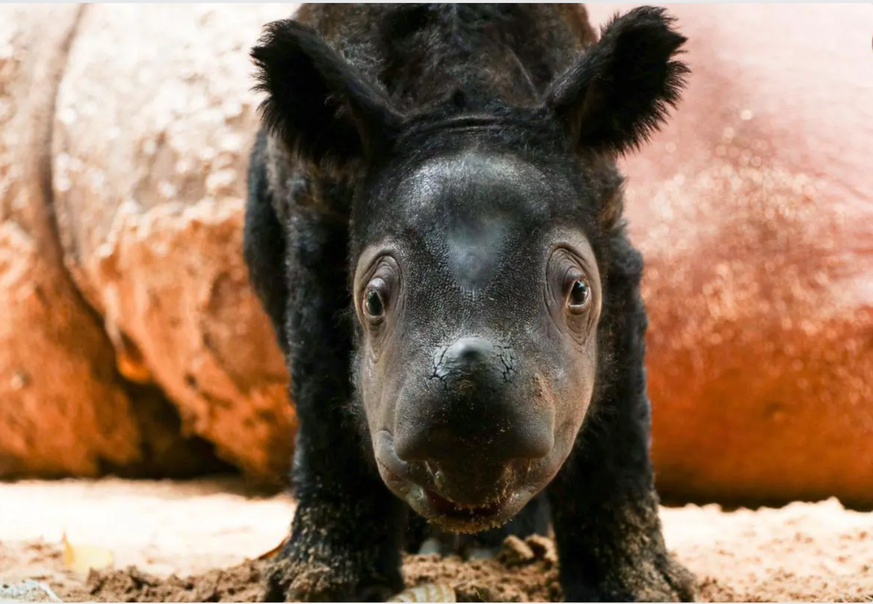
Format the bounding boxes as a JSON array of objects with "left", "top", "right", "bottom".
[
  {"left": 252, "top": 20, "right": 403, "bottom": 167},
  {"left": 544, "top": 6, "right": 689, "bottom": 156}
]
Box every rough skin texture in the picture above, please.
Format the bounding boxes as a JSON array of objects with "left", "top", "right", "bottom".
[{"left": 244, "top": 4, "right": 694, "bottom": 602}]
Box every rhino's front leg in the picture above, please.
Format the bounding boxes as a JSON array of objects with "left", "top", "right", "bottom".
[
  {"left": 547, "top": 257, "right": 696, "bottom": 603},
  {"left": 265, "top": 488, "right": 405, "bottom": 602},
  {"left": 548, "top": 466, "right": 695, "bottom": 602},
  {"left": 262, "top": 205, "right": 405, "bottom": 602}
]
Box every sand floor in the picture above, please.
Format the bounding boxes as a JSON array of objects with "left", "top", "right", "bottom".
[{"left": 1, "top": 478, "right": 872, "bottom": 602}]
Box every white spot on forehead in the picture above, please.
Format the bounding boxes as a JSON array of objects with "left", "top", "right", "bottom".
[{"left": 445, "top": 210, "right": 509, "bottom": 293}]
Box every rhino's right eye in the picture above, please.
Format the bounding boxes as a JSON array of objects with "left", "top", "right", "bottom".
[{"left": 357, "top": 256, "right": 400, "bottom": 328}]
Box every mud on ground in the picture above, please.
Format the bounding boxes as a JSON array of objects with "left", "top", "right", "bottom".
[{"left": 1, "top": 478, "right": 872, "bottom": 602}]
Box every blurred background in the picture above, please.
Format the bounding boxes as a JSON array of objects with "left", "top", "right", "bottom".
[{"left": 1, "top": 2, "right": 871, "bottom": 513}]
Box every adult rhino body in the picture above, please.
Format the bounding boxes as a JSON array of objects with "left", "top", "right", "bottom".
[{"left": 244, "top": 4, "right": 695, "bottom": 601}]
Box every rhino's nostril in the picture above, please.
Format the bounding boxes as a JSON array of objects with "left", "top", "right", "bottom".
[
  {"left": 456, "top": 378, "right": 476, "bottom": 393},
  {"left": 433, "top": 468, "right": 447, "bottom": 491}
]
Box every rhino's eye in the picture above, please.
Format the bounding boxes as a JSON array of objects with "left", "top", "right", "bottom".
[
  {"left": 568, "top": 279, "right": 591, "bottom": 312},
  {"left": 364, "top": 289, "right": 385, "bottom": 320}
]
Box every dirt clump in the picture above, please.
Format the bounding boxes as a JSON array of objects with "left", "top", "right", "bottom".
[
  {"left": 75, "top": 536, "right": 563, "bottom": 604},
  {"left": 495, "top": 535, "right": 535, "bottom": 567},
  {"left": 83, "top": 562, "right": 266, "bottom": 603},
  {"left": 58, "top": 525, "right": 873, "bottom": 604},
  {"left": 403, "top": 536, "right": 561, "bottom": 602}
]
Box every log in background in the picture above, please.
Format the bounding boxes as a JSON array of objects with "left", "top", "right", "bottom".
[{"left": 1, "top": 3, "right": 871, "bottom": 507}]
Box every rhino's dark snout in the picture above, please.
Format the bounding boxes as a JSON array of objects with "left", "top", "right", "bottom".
[{"left": 393, "top": 336, "right": 554, "bottom": 479}]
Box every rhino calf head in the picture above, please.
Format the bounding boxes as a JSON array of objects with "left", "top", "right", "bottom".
[{"left": 245, "top": 4, "right": 694, "bottom": 601}]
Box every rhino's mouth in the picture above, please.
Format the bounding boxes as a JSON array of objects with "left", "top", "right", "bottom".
[
  {"left": 400, "top": 477, "right": 527, "bottom": 534},
  {"left": 424, "top": 488, "right": 511, "bottom": 519},
  {"left": 373, "top": 429, "right": 563, "bottom": 534}
]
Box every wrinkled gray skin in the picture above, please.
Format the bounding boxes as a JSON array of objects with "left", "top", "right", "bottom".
[{"left": 354, "top": 150, "right": 602, "bottom": 533}]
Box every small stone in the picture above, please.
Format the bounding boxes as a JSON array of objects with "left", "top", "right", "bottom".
[
  {"left": 525, "top": 534, "right": 558, "bottom": 565},
  {"left": 417, "top": 537, "right": 442, "bottom": 556},
  {"left": 497, "top": 535, "right": 535, "bottom": 567}
]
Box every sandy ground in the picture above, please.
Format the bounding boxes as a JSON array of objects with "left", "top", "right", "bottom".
[{"left": 1, "top": 478, "right": 872, "bottom": 602}]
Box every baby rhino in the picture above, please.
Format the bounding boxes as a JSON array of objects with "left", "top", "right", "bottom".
[{"left": 244, "top": 3, "right": 695, "bottom": 602}]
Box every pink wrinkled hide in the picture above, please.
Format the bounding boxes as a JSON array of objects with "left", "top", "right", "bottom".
[{"left": 587, "top": 4, "right": 873, "bottom": 505}]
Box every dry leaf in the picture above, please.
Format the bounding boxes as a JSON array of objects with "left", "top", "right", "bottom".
[
  {"left": 256, "top": 536, "right": 289, "bottom": 561},
  {"left": 389, "top": 583, "right": 456, "bottom": 602},
  {"left": 61, "top": 532, "right": 114, "bottom": 575}
]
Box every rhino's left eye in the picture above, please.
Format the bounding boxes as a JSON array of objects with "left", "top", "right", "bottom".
[
  {"left": 362, "top": 273, "right": 390, "bottom": 324},
  {"left": 567, "top": 279, "right": 591, "bottom": 312},
  {"left": 365, "top": 289, "right": 385, "bottom": 318}
]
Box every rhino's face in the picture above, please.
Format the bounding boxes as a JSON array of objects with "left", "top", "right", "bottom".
[{"left": 353, "top": 148, "right": 602, "bottom": 532}]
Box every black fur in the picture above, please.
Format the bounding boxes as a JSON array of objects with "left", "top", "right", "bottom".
[
  {"left": 244, "top": 4, "right": 694, "bottom": 602},
  {"left": 546, "top": 7, "right": 689, "bottom": 155},
  {"left": 243, "top": 129, "right": 288, "bottom": 355},
  {"left": 252, "top": 19, "right": 402, "bottom": 168}
]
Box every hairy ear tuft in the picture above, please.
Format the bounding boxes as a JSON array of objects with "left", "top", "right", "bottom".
[
  {"left": 545, "top": 6, "right": 689, "bottom": 156},
  {"left": 252, "top": 20, "right": 402, "bottom": 167}
]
